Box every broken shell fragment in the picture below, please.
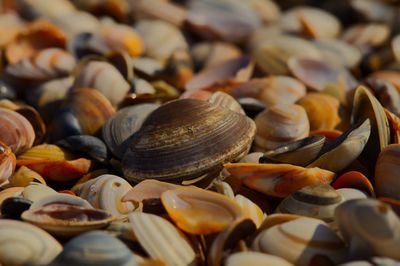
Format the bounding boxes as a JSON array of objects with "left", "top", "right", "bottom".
[
  {"left": 129, "top": 212, "right": 196, "bottom": 266},
  {"left": 224, "top": 163, "right": 335, "bottom": 198},
  {"left": 161, "top": 186, "right": 244, "bottom": 234}
]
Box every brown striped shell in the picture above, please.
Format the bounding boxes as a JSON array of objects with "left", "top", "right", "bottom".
[{"left": 122, "top": 99, "right": 256, "bottom": 182}]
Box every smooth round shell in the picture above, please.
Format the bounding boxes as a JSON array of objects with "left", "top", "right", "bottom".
[
  {"left": 122, "top": 99, "right": 256, "bottom": 182},
  {"left": 254, "top": 104, "right": 309, "bottom": 151}
]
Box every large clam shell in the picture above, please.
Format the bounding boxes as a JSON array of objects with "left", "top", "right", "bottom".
[
  {"left": 128, "top": 212, "right": 196, "bottom": 266},
  {"left": 0, "top": 107, "right": 35, "bottom": 155},
  {"left": 102, "top": 103, "right": 159, "bottom": 159},
  {"left": 375, "top": 144, "right": 400, "bottom": 200},
  {"left": 254, "top": 104, "right": 309, "bottom": 151},
  {"left": 0, "top": 219, "right": 62, "bottom": 266},
  {"left": 161, "top": 186, "right": 244, "bottom": 234},
  {"left": 253, "top": 217, "right": 347, "bottom": 265},
  {"left": 224, "top": 163, "right": 335, "bottom": 198},
  {"left": 260, "top": 135, "right": 325, "bottom": 167},
  {"left": 122, "top": 99, "right": 256, "bottom": 183},
  {"left": 51, "top": 230, "right": 139, "bottom": 266},
  {"left": 22, "top": 183, "right": 57, "bottom": 202},
  {"left": 351, "top": 86, "right": 390, "bottom": 167},
  {"left": 276, "top": 184, "right": 343, "bottom": 222},
  {"left": 335, "top": 199, "right": 400, "bottom": 260}
]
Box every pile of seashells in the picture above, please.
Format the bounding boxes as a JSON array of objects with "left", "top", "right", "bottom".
[{"left": 2, "top": 0, "right": 400, "bottom": 265}]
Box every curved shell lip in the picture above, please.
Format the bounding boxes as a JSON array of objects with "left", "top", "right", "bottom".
[
  {"left": 21, "top": 205, "right": 114, "bottom": 236},
  {"left": 260, "top": 135, "right": 325, "bottom": 166},
  {"left": 122, "top": 99, "right": 257, "bottom": 183}
]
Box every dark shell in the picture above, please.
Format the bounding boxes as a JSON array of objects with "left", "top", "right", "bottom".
[
  {"left": 1, "top": 197, "right": 32, "bottom": 219},
  {"left": 57, "top": 135, "right": 108, "bottom": 163},
  {"left": 122, "top": 99, "right": 256, "bottom": 182}
]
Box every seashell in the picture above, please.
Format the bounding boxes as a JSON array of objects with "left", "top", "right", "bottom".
[
  {"left": 22, "top": 198, "right": 113, "bottom": 237},
  {"left": 254, "top": 104, "right": 309, "bottom": 151},
  {"left": 375, "top": 144, "right": 400, "bottom": 200},
  {"left": 367, "top": 79, "right": 400, "bottom": 117},
  {"left": 51, "top": 10, "right": 99, "bottom": 37},
  {"left": 0, "top": 80, "right": 16, "bottom": 100},
  {"left": 5, "top": 19, "right": 67, "bottom": 64},
  {"left": 308, "top": 119, "right": 371, "bottom": 172},
  {"left": 341, "top": 23, "right": 390, "bottom": 51},
  {"left": 1, "top": 196, "right": 32, "bottom": 219},
  {"left": 102, "top": 103, "right": 159, "bottom": 159},
  {"left": 57, "top": 135, "right": 108, "bottom": 163},
  {"left": 51, "top": 230, "right": 139, "bottom": 266},
  {"left": 22, "top": 183, "right": 57, "bottom": 202},
  {"left": 253, "top": 35, "right": 321, "bottom": 75},
  {"left": 73, "top": 174, "right": 135, "bottom": 218},
  {"left": 208, "top": 91, "right": 245, "bottom": 114},
  {"left": 107, "top": 51, "right": 134, "bottom": 82},
  {"left": 51, "top": 88, "right": 115, "bottom": 140},
  {"left": 186, "top": 0, "right": 261, "bottom": 43},
  {"left": 351, "top": 0, "right": 395, "bottom": 24},
  {"left": 245, "top": 0, "right": 281, "bottom": 24},
  {"left": 0, "top": 12, "right": 26, "bottom": 47},
  {"left": 260, "top": 135, "right": 325, "bottom": 167},
  {"left": 335, "top": 199, "right": 400, "bottom": 260},
  {"left": 15, "top": 0, "right": 76, "bottom": 20},
  {"left": 238, "top": 97, "right": 266, "bottom": 118},
  {"left": 136, "top": 19, "right": 188, "bottom": 61},
  {"left": 129, "top": 212, "right": 196, "bottom": 266},
  {"left": 208, "top": 218, "right": 257, "bottom": 266},
  {"left": 337, "top": 188, "right": 368, "bottom": 202},
  {"left": 248, "top": 24, "right": 282, "bottom": 51},
  {"left": 161, "top": 186, "right": 244, "bottom": 234},
  {"left": 332, "top": 171, "right": 374, "bottom": 197},
  {"left": 276, "top": 184, "right": 343, "bottom": 222},
  {"left": 225, "top": 252, "right": 294, "bottom": 266},
  {"left": 72, "top": 61, "right": 130, "bottom": 106},
  {"left": 0, "top": 187, "right": 24, "bottom": 207},
  {"left": 185, "top": 56, "right": 254, "bottom": 91},
  {"left": 379, "top": 197, "right": 400, "bottom": 216},
  {"left": 313, "top": 39, "right": 362, "bottom": 69},
  {"left": 253, "top": 217, "right": 347, "bottom": 265},
  {"left": 257, "top": 76, "right": 306, "bottom": 107},
  {"left": 297, "top": 93, "right": 341, "bottom": 131},
  {"left": 29, "top": 193, "right": 92, "bottom": 209},
  {"left": 163, "top": 50, "right": 194, "bottom": 90},
  {"left": 257, "top": 213, "right": 303, "bottom": 233},
  {"left": 310, "top": 129, "right": 342, "bottom": 140},
  {"left": 4, "top": 48, "right": 76, "bottom": 86},
  {"left": 239, "top": 152, "right": 264, "bottom": 164},
  {"left": 122, "top": 179, "right": 180, "bottom": 206},
  {"left": 234, "top": 194, "right": 264, "bottom": 228},
  {"left": 392, "top": 34, "right": 400, "bottom": 62},
  {"left": 122, "top": 99, "right": 256, "bottom": 183},
  {"left": 191, "top": 41, "right": 241, "bottom": 70},
  {"left": 0, "top": 141, "right": 16, "bottom": 185},
  {"left": 17, "top": 144, "right": 92, "bottom": 182},
  {"left": 180, "top": 89, "right": 214, "bottom": 101},
  {"left": 224, "top": 163, "right": 335, "bottom": 198},
  {"left": 0, "top": 219, "right": 62, "bottom": 266},
  {"left": 99, "top": 19, "right": 144, "bottom": 57},
  {"left": 288, "top": 57, "right": 357, "bottom": 93},
  {"left": 9, "top": 166, "right": 46, "bottom": 187},
  {"left": 280, "top": 6, "right": 341, "bottom": 39},
  {"left": 0, "top": 108, "right": 35, "bottom": 155},
  {"left": 351, "top": 86, "right": 390, "bottom": 167},
  {"left": 368, "top": 71, "right": 400, "bottom": 93}
]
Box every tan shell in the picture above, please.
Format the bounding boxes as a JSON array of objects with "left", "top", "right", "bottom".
[
  {"left": 254, "top": 104, "right": 309, "bottom": 151},
  {"left": 224, "top": 163, "right": 335, "bottom": 198},
  {"left": 226, "top": 252, "right": 294, "bottom": 266},
  {"left": 253, "top": 217, "right": 347, "bottom": 265},
  {"left": 122, "top": 99, "right": 256, "bottom": 182},
  {"left": 297, "top": 93, "right": 341, "bottom": 131},
  {"left": 375, "top": 144, "right": 400, "bottom": 200},
  {"left": 0, "top": 219, "right": 62, "bottom": 266},
  {"left": 128, "top": 212, "right": 196, "bottom": 266},
  {"left": 208, "top": 91, "right": 245, "bottom": 114},
  {"left": 161, "top": 186, "right": 244, "bottom": 234},
  {"left": 0, "top": 141, "right": 16, "bottom": 185}
]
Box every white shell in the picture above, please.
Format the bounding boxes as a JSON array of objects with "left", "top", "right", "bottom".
[
  {"left": 253, "top": 217, "right": 347, "bottom": 265},
  {"left": 30, "top": 193, "right": 93, "bottom": 209},
  {"left": 234, "top": 195, "right": 264, "bottom": 228},
  {"left": 0, "top": 219, "right": 62, "bottom": 266},
  {"left": 128, "top": 212, "right": 195, "bottom": 266},
  {"left": 225, "top": 252, "right": 294, "bottom": 266},
  {"left": 22, "top": 183, "right": 58, "bottom": 202}
]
